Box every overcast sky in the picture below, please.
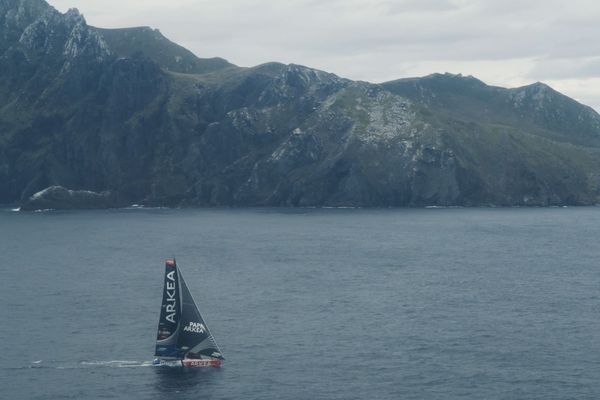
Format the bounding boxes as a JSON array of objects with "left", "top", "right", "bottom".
[{"left": 48, "top": 0, "right": 600, "bottom": 112}]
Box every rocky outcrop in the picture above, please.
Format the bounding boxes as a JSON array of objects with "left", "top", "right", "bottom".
[{"left": 20, "top": 185, "right": 124, "bottom": 210}]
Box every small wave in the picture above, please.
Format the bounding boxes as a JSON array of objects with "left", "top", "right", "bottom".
[
  {"left": 122, "top": 205, "right": 168, "bottom": 210},
  {"left": 124, "top": 204, "right": 144, "bottom": 209},
  {"left": 0, "top": 207, "right": 21, "bottom": 212},
  {"left": 425, "top": 205, "right": 463, "bottom": 209}
]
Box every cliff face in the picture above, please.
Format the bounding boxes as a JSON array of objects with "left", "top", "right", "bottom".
[{"left": 2, "top": 0, "right": 600, "bottom": 208}]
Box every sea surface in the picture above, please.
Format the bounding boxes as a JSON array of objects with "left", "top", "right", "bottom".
[{"left": 1, "top": 207, "right": 600, "bottom": 399}]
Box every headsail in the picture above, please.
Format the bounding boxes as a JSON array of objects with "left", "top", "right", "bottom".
[
  {"left": 155, "top": 259, "right": 224, "bottom": 360},
  {"left": 177, "top": 271, "right": 225, "bottom": 360}
]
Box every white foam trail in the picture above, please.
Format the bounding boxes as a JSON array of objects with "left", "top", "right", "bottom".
[
  {"left": 80, "top": 360, "right": 154, "bottom": 368},
  {"left": 27, "top": 360, "right": 154, "bottom": 369}
]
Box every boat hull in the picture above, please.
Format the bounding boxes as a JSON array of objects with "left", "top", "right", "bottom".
[{"left": 153, "top": 358, "right": 222, "bottom": 368}]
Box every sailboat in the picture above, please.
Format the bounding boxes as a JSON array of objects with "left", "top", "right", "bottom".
[{"left": 153, "top": 259, "right": 225, "bottom": 368}]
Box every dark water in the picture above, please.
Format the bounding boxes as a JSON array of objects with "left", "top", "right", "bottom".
[{"left": 1, "top": 207, "right": 600, "bottom": 399}]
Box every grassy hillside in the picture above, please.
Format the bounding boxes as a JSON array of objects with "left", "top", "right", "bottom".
[{"left": 93, "top": 26, "right": 235, "bottom": 74}]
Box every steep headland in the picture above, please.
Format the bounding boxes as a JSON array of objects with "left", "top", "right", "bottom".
[{"left": 2, "top": 0, "right": 600, "bottom": 209}]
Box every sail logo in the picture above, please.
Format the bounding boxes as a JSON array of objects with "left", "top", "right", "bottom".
[
  {"left": 165, "top": 270, "right": 177, "bottom": 323},
  {"left": 183, "top": 322, "right": 206, "bottom": 334}
]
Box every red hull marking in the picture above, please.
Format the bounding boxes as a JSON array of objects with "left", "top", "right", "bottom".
[{"left": 182, "top": 359, "right": 222, "bottom": 368}]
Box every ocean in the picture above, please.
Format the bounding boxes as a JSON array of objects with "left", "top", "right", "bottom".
[{"left": 1, "top": 207, "right": 599, "bottom": 399}]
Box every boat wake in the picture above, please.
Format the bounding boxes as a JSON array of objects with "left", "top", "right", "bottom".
[
  {"left": 22, "top": 360, "right": 155, "bottom": 369},
  {"left": 80, "top": 360, "right": 155, "bottom": 368}
]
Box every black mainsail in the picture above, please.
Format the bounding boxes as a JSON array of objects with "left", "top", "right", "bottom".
[{"left": 155, "top": 259, "right": 224, "bottom": 361}]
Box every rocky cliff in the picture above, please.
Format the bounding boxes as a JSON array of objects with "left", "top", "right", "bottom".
[{"left": 2, "top": 0, "right": 600, "bottom": 208}]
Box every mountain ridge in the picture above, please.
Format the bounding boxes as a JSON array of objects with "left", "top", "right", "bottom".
[
  {"left": 91, "top": 25, "right": 235, "bottom": 75},
  {"left": 2, "top": 0, "right": 600, "bottom": 209}
]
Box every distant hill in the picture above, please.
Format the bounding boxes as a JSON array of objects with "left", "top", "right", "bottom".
[
  {"left": 382, "top": 73, "right": 600, "bottom": 146},
  {"left": 2, "top": 0, "right": 600, "bottom": 208}
]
